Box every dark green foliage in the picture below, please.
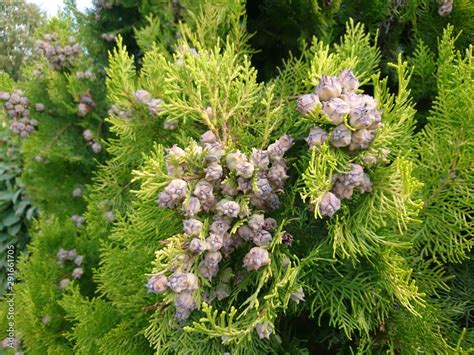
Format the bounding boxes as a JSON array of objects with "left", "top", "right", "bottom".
[
  {"left": 409, "top": 26, "right": 473, "bottom": 264},
  {"left": 0, "top": 216, "right": 96, "bottom": 354}
]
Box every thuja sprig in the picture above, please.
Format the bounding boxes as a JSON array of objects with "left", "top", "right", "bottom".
[
  {"left": 134, "top": 128, "right": 307, "bottom": 341},
  {"left": 296, "top": 69, "right": 386, "bottom": 219}
]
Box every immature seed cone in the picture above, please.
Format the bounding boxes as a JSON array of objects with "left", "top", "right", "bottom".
[
  {"left": 215, "top": 283, "right": 231, "bottom": 300},
  {"left": 226, "top": 151, "right": 247, "bottom": 171},
  {"left": 222, "top": 233, "right": 242, "bottom": 255},
  {"left": 256, "top": 322, "right": 273, "bottom": 340},
  {"left": 67, "top": 249, "right": 78, "bottom": 260},
  {"left": 147, "top": 274, "right": 168, "bottom": 293},
  {"left": 82, "top": 129, "right": 93, "bottom": 141},
  {"left": 438, "top": 0, "right": 453, "bottom": 16},
  {"left": 134, "top": 89, "right": 153, "bottom": 104},
  {"left": 237, "top": 224, "right": 255, "bottom": 241},
  {"left": 243, "top": 247, "right": 270, "bottom": 271},
  {"left": 210, "top": 218, "right": 231, "bottom": 235},
  {"left": 166, "top": 144, "right": 186, "bottom": 159},
  {"left": 165, "top": 179, "right": 188, "bottom": 201},
  {"left": 322, "top": 98, "right": 350, "bottom": 125},
  {"left": 167, "top": 272, "right": 198, "bottom": 293},
  {"left": 221, "top": 181, "right": 238, "bottom": 196},
  {"left": 319, "top": 192, "right": 341, "bottom": 217},
  {"left": 189, "top": 238, "right": 208, "bottom": 253},
  {"left": 91, "top": 142, "right": 102, "bottom": 153},
  {"left": 305, "top": 127, "right": 328, "bottom": 149},
  {"left": 357, "top": 173, "right": 373, "bottom": 193},
  {"left": 267, "top": 134, "right": 293, "bottom": 160},
  {"left": 182, "top": 197, "right": 201, "bottom": 217},
  {"left": 296, "top": 94, "right": 320, "bottom": 116},
  {"left": 183, "top": 219, "right": 203, "bottom": 237},
  {"left": 332, "top": 175, "right": 354, "bottom": 200},
  {"left": 71, "top": 215, "right": 86, "bottom": 227},
  {"left": 263, "top": 218, "right": 277, "bottom": 231},
  {"left": 148, "top": 98, "right": 163, "bottom": 116},
  {"left": 71, "top": 267, "right": 84, "bottom": 279},
  {"left": 350, "top": 128, "right": 375, "bottom": 151},
  {"left": 72, "top": 187, "right": 83, "bottom": 198},
  {"left": 56, "top": 248, "right": 68, "bottom": 262},
  {"left": 198, "top": 260, "right": 219, "bottom": 280},
  {"left": 206, "top": 233, "right": 224, "bottom": 251},
  {"left": 253, "top": 230, "right": 272, "bottom": 247},
  {"left": 362, "top": 154, "right": 377, "bottom": 167},
  {"left": 267, "top": 163, "right": 289, "bottom": 189},
  {"left": 316, "top": 76, "right": 342, "bottom": 101},
  {"left": 255, "top": 177, "right": 273, "bottom": 197},
  {"left": 0, "top": 92, "right": 10, "bottom": 100},
  {"left": 282, "top": 232, "right": 294, "bottom": 246},
  {"left": 251, "top": 149, "right": 270, "bottom": 169},
  {"left": 215, "top": 199, "right": 240, "bottom": 218},
  {"left": 74, "top": 255, "right": 84, "bottom": 266},
  {"left": 339, "top": 69, "right": 359, "bottom": 93},
  {"left": 77, "top": 103, "right": 89, "bottom": 117},
  {"left": 175, "top": 291, "right": 197, "bottom": 311},
  {"left": 290, "top": 287, "right": 305, "bottom": 304},
  {"left": 59, "top": 278, "right": 69, "bottom": 289},
  {"left": 163, "top": 119, "right": 177, "bottom": 130},
  {"left": 237, "top": 177, "right": 252, "bottom": 193},
  {"left": 236, "top": 161, "right": 255, "bottom": 179},
  {"left": 346, "top": 164, "right": 365, "bottom": 185},
  {"left": 204, "top": 162, "right": 223, "bottom": 181},
  {"left": 175, "top": 292, "right": 197, "bottom": 320},
  {"left": 205, "top": 142, "right": 223, "bottom": 161},
  {"left": 200, "top": 130, "right": 217, "bottom": 144},
  {"left": 330, "top": 124, "right": 352, "bottom": 147},
  {"left": 193, "top": 181, "right": 214, "bottom": 202},
  {"left": 204, "top": 251, "right": 222, "bottom": 267},
  {"left": 248, "top": 214, "right": 265, "bottom": 231}
]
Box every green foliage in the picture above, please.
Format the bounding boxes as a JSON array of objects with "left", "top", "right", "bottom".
[
  {"left": 68, "top": 15, "right": 432, "bottom": 354},
  {"left": 1, "top": 1, "right": 473, "bottom": 354},
  {"left": 1, "top": 216, "right": 95, "bottom": 354},
  {"left": 16, "top": 17, "right": 109, "bottom": 217},
  {"left": 409, "top": 26, "right": 474, "bottom": 263},
  {"left": 0, "top": 14, "right": 110, "bottom": 354},
  {"left": 327, "top": 157, "right": 423, "bottom": 259},
  {"left": 405, "top": 0, "right": 474, "bottom": 54},
  {"left": 0, "top": 0, "right": 46, "bottom": 80},
  {"left": 14, "top": 4, "right": 251, "bottom": 353},
  {"left": 408, "top": 39, "right": 437, "bottom": 107}
]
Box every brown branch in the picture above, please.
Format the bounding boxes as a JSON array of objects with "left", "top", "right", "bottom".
[
  {"left": 142, "top": 301, "right": 168, "bottom": 313},
  {"left": 42, "top": 122, "right": 74, "bottom": 152}
]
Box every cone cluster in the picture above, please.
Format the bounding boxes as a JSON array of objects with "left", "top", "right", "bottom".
[
  {"left": 56, "top": 248, "right": 85, "bottom": 289},
  {"left": 148, "top": 131, "right": 293, "bottom": 320},
  {"left": 35, "top": 33, "right": 81, "bottom": 70},
  {"left": 77, "top": 93, "right": 96, "bottom": 117},
  {"left": 297, "top": 70, "right": 384, "bottom": 218},
  {"left": 0, "top": 89, "right": 38, "bottom": 138},
  {"left": 82, "top": 129, "right": 102, "bottom": 153}
]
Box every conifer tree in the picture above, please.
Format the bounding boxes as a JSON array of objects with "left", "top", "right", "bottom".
[
  {"left": 0, "top": 1, "right": 472, "bottom": 354},
  {"left": 59, "top": 8, "right": 472, "bottom": 355},
  {"left": 0, "top": 14, "right": 110, "bottom": 353}
]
